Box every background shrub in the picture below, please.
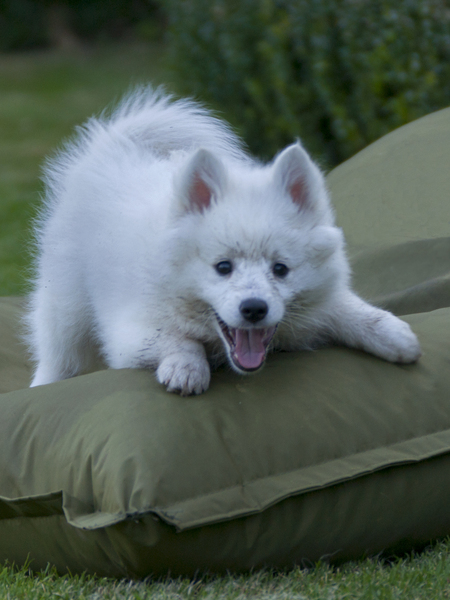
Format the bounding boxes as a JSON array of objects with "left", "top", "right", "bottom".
[
  {"left": 163, "top": 0, "right": 450, "bottom": 166},
  {"left": 0, "top": 0, "right": 161, "bottom": 52},
  {"left": 0, "top": 0, "right": 48, "bottom": 51}
]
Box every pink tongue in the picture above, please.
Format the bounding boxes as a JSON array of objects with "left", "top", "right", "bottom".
[{"left": 234, "top": 329, "right": 268, "bottom": 370}]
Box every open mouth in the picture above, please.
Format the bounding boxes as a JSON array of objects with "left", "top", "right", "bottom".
[{"left": 216, "top": 316, "right": 277, "bottom": 372}]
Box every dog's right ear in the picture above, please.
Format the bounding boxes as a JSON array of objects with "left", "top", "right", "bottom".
[{"left": 177, "top": 149, "right": 226, "bottom": 213}]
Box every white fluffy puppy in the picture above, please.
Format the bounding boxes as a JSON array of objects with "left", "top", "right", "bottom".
[{"left": 27, "top": 88, "right": 421, "bottom": 394}]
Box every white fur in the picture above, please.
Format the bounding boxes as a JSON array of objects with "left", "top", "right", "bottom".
[{"left": 27, "top": 87, "right": 421, "bottom": 395}]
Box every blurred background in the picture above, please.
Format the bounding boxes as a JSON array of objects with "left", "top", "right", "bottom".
[{"left": 1, "top": 0, "right": 450, "bottom": 295}]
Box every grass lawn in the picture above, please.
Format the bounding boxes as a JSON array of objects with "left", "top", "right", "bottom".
[
  {"left": 1, "top": 43, "right": 450, "bottom": 598},
  {"left": 2, "top": 543, "right": 450, "bottom": 599},
  {"left": 0, "top": 42, "right": 168, "bottom": 296}
]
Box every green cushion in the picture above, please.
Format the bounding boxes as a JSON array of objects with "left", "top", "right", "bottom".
[{"left": 1, "top": 107, "right": 450, "bottom": 577}]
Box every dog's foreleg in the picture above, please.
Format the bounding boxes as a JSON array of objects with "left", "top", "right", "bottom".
[
  {"left": 329, "top": 290, "right": 422, "bottom": 363},
  {"left": 156, "top": 338, "right": 211, "bottom": 396}
]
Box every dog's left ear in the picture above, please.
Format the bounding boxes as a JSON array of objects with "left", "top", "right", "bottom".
[
  {"left": 178, "top": 148, "right": 226, "bottom": 213},
  {"left": 272, "top": 143, "right": 323, "bottom": 211}
]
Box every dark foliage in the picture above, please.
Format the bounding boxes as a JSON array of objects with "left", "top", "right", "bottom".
[{"left": 163, "top": 0, "right": 450, "bottom": 166}]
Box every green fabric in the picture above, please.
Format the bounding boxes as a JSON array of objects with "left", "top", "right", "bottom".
[
  {"left": 1, "top": 108, "right": 450, "bottom": 577},
  {"left": 328, "top": 106, "right": 450, "bottom": 249},
  {"left": 328, "top": 107, "right": 450, "bottom": 316},
  {"left": 0, "top": 297, "right": 29, "bottom": 393}
]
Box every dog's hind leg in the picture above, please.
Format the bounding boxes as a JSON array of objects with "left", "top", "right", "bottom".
[{"left": 28, "top": 288, "right": 95, "bottom": 387}]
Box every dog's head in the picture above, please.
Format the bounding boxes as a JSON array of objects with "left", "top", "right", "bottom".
[{"left": 170, "top": 143, "right": 348, "bottom": 373}]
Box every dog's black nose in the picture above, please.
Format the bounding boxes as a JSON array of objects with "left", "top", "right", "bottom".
[{"left": 240, "top": 298, "right": 268, "bottom": 323}]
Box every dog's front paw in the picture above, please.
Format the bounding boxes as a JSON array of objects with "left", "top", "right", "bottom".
[
  {"left": 156, "top": 353, "right": 211, "bottom": 395},
  {"left": 366, "top": 314, "right": 422, "bottom": 364}
]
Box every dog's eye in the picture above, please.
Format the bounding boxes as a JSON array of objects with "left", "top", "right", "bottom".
[
  {"left": 273, "top": 263, "right": 289, "bottom": 278},
  {"left": 215, "top": 260, "right": 233, "bottom": 275}
]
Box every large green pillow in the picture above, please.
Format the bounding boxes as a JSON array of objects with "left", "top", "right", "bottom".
[{"left": 1, "top": 107, "right": 450, "bottom": 577}]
